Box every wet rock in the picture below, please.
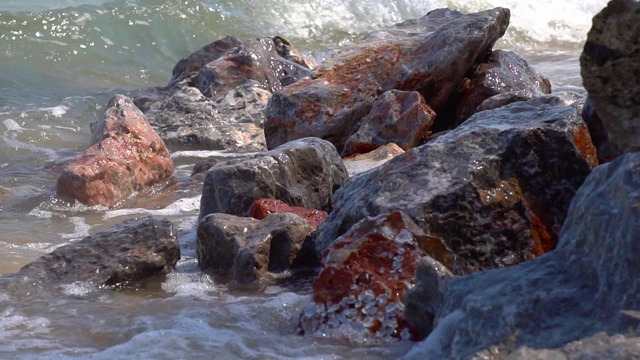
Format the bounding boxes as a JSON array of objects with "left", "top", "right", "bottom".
[
  {"left": 315, "top": 98, "right": 597, "bottom": 274},
  {"left": 505, "top": 333, "right": 640, "bottom": 360},
  {"left": 199, "top": 137, "right": 348, "bottom": 218},
  {"left": 405, "top": 152, "right": 640, "bottom": 359},
  {"left": 342, "top": 90, "right": 435, "bottom": 157},
  {"left": 144, "top": 80, "right": 269, "bottom": 151},
  {"left": 170, "top": 35, "right": 243, "bottom": 84},
  {"left": 265, "top": 8, "right": 510, "bottom": 152},
  {"left": 197, "top": 212, "right": 313, "bottom": 283},
  {"left": 248, "top": 199, "right": 328, "bottom": 230},
  {"left": 193, "top": 37, "right": 312, "bottom": 98},
  {"left": 581, "top": 0, "right": 640, "bottom": 152},
  {"left": 17, "top": 217, "right": 179, "bottom": 286},
  {"left": 299, "top": 211, "right": 455, "bottom": 340},
  {"left": 342, "top": 143, "right": 405, "bottom": 177},
  {"left": 453, "top": 50, "right": 551, "bottom": 126},
  {"left": 403, "top": 256, "right": 455, "bottom": 340},
  {"left": 582, "top": 96, "right": 622, "bottom": 163},
  {"left": 57, "top": 95, "right": 174, "bottom": 207}
]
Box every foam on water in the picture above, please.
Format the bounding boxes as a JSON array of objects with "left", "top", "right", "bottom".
[{"left": 102, "top": 195, "right": 201, "bottom": 220}]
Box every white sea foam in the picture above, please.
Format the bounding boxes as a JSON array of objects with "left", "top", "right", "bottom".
[
  {"left": 102, "top": 195, "right": 201, "bottom": 220},
  {"left": 2, "top": 119, "right": 23, "bottom": 132},
  {"left": 41, "top": 105, "right": 69, "bottom": 117}
]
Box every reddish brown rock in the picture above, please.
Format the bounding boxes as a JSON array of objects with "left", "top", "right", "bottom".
[
  {"left": 298, "top": 211, "right": 455, "bottom": 340},
  {"left": 452, "top": 50, "right": 551, "bottom": 126},
  {"left": 170, "top": 35, "right": 243, "bottom": 84},
  {"left": 342, "top": 90, "right": 435, "bottom": 157},
  {"left": 248, "top": 199, "right": 328, "bottom": 230},
  {"left": 265, "top": 8, "right": 510, "bottom": 152},
  {"left": 342, "top": 143, "right": 405, "bottom": 177},
  {"left": 56, "top": 95, "right": 174, "bottom": 207}
]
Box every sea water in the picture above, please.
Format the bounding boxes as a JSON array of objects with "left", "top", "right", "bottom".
[{"left": 0, "top": 0, "right": 607, "bottom": 358}]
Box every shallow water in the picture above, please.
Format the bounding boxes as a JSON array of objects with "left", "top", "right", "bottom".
[{"left": 0, "top": 0, "right": 606, "bottom": 358}]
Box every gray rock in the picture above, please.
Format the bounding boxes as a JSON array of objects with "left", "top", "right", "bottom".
[
  {"left": 144, "top": 80, "right": 269, "bottom": 151},
  {"left": 315, "top": 98, "right": 597, "bottom": 273},
  {"left": 264, "top": 8, "right": 510, "bottom": 153},
  {"left": 16, "top": 217, "right": 179, "bottom": 286},
  {"left": 580, "top": 0, "right": 640, "bottom": 153},
  {"left": 454, "top": 50, "right": 551, "bottom": 126},
  {"left": 199, "top": 137, "right": 348, "bottom": 218},
  {"left": 193, "top": 37, "right": 312, "bottom": 98},
  {"left": 404, "top": 152, "right": 640, "bottom": 359},
  {"left": 404, "top": 256, "right": 455, "bottom": 340},
  {"left": 197, "top": 212, "right": 313, "bottom": 283}
]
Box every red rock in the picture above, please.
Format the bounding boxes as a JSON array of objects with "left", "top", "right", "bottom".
[
  {"left": 298, "top": 211, "right": 455, "bottom": 340},
  {"left": 56, "top": 95, "right": 174, "bottom": 207},
  {"left": 342, "top": 90, "right": 435, "bottom": 157},
  {"left": 265, "top": 8, "right": 510, "bottom": 152},
  {"left": 248, "top": 199, "right": 328, "bottom": 230}
]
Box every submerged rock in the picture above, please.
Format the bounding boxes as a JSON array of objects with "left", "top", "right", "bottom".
[
  {"left": 453, "top": 50, "right": 551, "bottom": 126},
  {"left": 56, "top": 95, "right": 174, "bottom": 207},
  {"left": 17, "top": 217, "right": 179, "bottom": 286},
  {"left": 406, "top": 152, "right": 640, "bottom": 359},
  {"left": 299, "top": 211, "right": 455, "bottom": 340},
  {"left": 342, "top": 90, "right": 435, "bottom": 157},
  {"left": 197, "top": 212, "right": 313, "bottom": 283},
  {"left": 248, "top": 199, "right": 328, "bottom": 230},
  {"left": 265, "top": 8, "right": 510, "bottom": 152},
  {"left": 315, "top": 98, "right": 597, "bottom": 274},
  {"left": 581, "top": 0, "right": 640, "bottom": 152},
  {"left": 199, "top": 137, "right": 348, "bottom": 218}
]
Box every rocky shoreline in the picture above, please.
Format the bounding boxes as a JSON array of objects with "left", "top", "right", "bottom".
[{"left": 9, "top": 0, "right": 640, "bottom": 358}]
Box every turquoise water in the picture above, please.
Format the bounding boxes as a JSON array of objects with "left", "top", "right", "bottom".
[{"left": 0, "top": 0, "right": 607, "bottom": 358}]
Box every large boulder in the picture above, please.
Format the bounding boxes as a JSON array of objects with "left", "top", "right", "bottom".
[
  {"left": 405, "top": 152, "right": 640, "bottom": 359},
  {"left": 56, "top": 95, "right": 174, "bottom": 207},
  {"left": 264, "top": 8, "right": 510, "bottom": 152},
  {"left": 197, "top": 212, "right": 313, "bottom": 283},
  {"left": 315, "top": 98, "right": 597, "bottom": 274},
  {"left": 581, "top": 0, "right": 640, "bottom": 153},
  {"left": 143, "top": 80, "right": 270, "bottom": 151},
  {"left": 582, "top": 96, "right": 622, "bottom": 163},
  {"left": 16, "top": 217, "right": 179, "bottom": 286},
  {"left": 453, "top": 50, "right": 551, "bottom": 126},
  {"left": 199, "top": 137, "right": 348, "bottom": 219},
  {"left": 342, "top": 90, "right": 436, "bottom": 157},
  {"left": 298, "top": 211, "right": 455, "bottom": 340}
]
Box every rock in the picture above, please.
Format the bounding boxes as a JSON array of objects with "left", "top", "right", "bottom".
[
  {"left": 342, "top": 90, "right": 436, "bottom": 157},
  {"left": 315, "top": 98, "right": 597, "bottom": 273},
  {"left": 57, "top": 95, "right": 174, "bottom": 207},
  {"left": 505, "top": 333, "right": 640, "bottom": 360},
  {"left": 16, "top": 217, "right": 179, "bottom": 286},
  {"left": 342, "top": 143, "right": 405, "bottom": 177},
  {"left": 476, "top": 90, "right": 540, "bottom": 113},
  {"left": 580, "top": 0, "right": 640, "bottom": 152},
  {"left": 197, "top": 212, "right": 313, "bottom": 283},
  {"left": 403, "top": 256, "right": 455, "bottom": 341},
  {"left": 248, "top": 199, "right": 328, "bottom": 230},
  {"left": 453, "top": 50, "right": 551, "bottom": 126},
  {"left": 299, "top": 211, "right": 455, "bottom": 340},
  {"left": 405, "top": 152, "right": 640, "bottom": 359},
  {"left": 264, "top": 8, "right": 510, "bottom": 152},
  {"left": 0, "top": 185, "right": 7, "bottom": 198},
  {"left": 193, "top": 37, "right": 312, "bottom": 98},
  {"left": 199, "top": 137, "right": 348, "bottom": 218},
  {"left": 582, "top": 96, "right": 622, "bottom": 163},
  {"left": 144, "top": 80, "right": 269, "bottom": 151},
  {"left": 170, "top": 35, "right": 243, "bottom": 84}
]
